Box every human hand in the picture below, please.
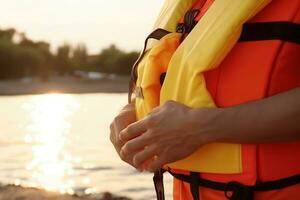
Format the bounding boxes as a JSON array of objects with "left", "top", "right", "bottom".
[
  {"left": 119, "top": 101, "right": 218, "bottom": 172},
  {"left": 110, "top": 103, "right": 137, "bottom": 167}
]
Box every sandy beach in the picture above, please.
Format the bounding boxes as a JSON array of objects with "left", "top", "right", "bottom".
[
  {"left": 0, "top": 76, "right": 130, "bottom": 96},
  {"left": 0, "top": 184, "right": 131, "bottom": 200}
]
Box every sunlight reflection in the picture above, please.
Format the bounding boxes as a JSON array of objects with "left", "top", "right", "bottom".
[{"left": 23, "top": 93, "right": 80, "bottom": 194}]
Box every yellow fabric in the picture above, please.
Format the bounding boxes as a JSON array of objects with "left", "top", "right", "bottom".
[
  {"left": 135, "top": 0, "right": 271, "bottom": 173},
  {"left": 147, "top": 0, "right": 196, "bottom": 49},
  {"left": 153, "top": 0, "right": 197, "bottom": 32},
  {"left": 135, "top": 33, "right": 181, "bottom": 120}
]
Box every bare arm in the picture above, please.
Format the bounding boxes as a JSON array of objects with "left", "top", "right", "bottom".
[
  {"left": 119, "top": 87, "right": 300, "bottom": 172},
  {"left": 206, "top": 87, "right": 300, "bottom": 143}
]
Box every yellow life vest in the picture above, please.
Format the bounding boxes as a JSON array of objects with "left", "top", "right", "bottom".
[{"left": 132, "top": 0, "right": 271, "bottom": 174}]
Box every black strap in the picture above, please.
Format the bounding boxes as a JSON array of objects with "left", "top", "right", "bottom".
[
  {"left": 160, "top": 72, "right": 166, "bottom": 86},
  {"left": 153, "top": 169, "right": 166, "bottom": 200},
  {"left": 179, "top": 20, "right": 300, "bottom": 44},
  {"left": 239, "top": 21, "right": 300, "bottom": 44},
  {"left": 169, "top": 171, "right": 300, "bottom": 200},
  {"left": 253, "top": 173, "right": 300, "bottom": 191},
  {"left": 128, "top": 29, "right": 170, "bottom": 103},
  {"left": 177, "top": 9, "right": 200, "bottom": 34},
  {"left": 190, "top": 172, "right": 201, "bottom": 200},
  {"left": 170, "top": 171, "right": 226, "bottom": 191}
]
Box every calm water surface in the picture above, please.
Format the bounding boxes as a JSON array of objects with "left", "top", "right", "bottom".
[{"left": 0, "top": 93, "right": 172, "bottom": 200}]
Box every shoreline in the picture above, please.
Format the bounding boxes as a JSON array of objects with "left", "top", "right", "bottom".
[
  {"left": 0, "top": 76, "right": 130, "bottom": 96},
  {"left": 0, "top": 184, "right": 131, "bottom": 200}
]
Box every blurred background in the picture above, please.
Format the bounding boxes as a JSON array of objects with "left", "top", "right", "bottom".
[{"left": 0, "top": 0, "right": 172, "bottom": 200}]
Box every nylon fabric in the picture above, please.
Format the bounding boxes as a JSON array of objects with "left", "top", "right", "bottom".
[
  {"left": 132, "top": 0, "right": 300, "bottom": 199},
  {"left": 172, "top": 0, "right": 300, "bottom": 199},
  {"left": 135, "top": 0, "right": 271, "bottom": 174},
  {"left": 161, "top": 0, "right": 271, "bottom": 173},
  {"left": 135, "top": 33, "right": 180, "bottom": 120},
  {"left": 153, "top": 0, "right": 197, "bottom": 32}
]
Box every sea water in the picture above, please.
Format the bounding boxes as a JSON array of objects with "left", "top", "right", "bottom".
[{"left": 0, "top": 93, "right": 172, "bottom": 200}]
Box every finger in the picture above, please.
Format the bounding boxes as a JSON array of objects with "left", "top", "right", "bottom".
[
  {"left": 112, "top": 115, "right": 132, "bottom": 145},
  {"left": 119, "top": 108, "right": 135, "bottom": 119},
  {"left": 114, "top": 112, "right": 135, "bottom": 130},
  {"left": 113, "top": 123, "right": 125, "bottom": 146},
  {"left": 133, "top": 144, "right": 161, "bottom": 168},
  {"left": 138, "top": 157, "right": 156, "bottom": 172},
  {"left": 146, "top": 155, "right": 166, "bottom": 172},
  {"left": 119, "top": 149, "right": 135, "bottom": 166},
  {"left": 109, "top": 122, "right": 118, "bottom": 144},
  {"left": 122, "top": 103, "right": 135, "bottom": 111},
  {"left": 149, "top": 106, "right": 160, "bottom": 114},
  {"left": 119, "top": 119, "right": 147, "bottom": 141},
  {"left": 118, "top": 103, "right": 133, "bottom": 113},
  {"left": 120, "top": 133, "right": 150, "bottom": 156}
]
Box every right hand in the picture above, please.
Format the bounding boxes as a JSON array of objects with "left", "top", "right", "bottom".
[{"left": 110, "top": 103, "right": 137, "bottom": 167}]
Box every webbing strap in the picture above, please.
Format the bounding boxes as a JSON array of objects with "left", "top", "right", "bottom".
[
  {"left": 179, "top": 20, "right": 300, "bottom": 44},
  {"left": 153, "top": 169, "right": 166, "bottom": 200},
  {"left": 239, "top": 21, "right": 300, "bottom": 44},
  {"left": 128, "top": 29, "right": 170, "bottom": 103},
  {"left": 169, "top": 171, "right": 300, "bottom": 200},
  {"left": 190, "top": 172, "right": 201, "bottom": 200}
]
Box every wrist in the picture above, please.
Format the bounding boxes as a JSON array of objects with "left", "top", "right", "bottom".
[{"left": 189, "top": 107, "right": 228, "bottom": 144}]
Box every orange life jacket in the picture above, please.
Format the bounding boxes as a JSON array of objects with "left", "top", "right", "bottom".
[
  {"left": 129, "top": 0, "right": 300, "bottom": 199},
  {"left": 170, "top": 0, "right": 300, "bottom": 199}
]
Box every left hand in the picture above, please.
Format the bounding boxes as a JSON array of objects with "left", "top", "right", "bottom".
[
  {"left": 119, "top": 100, "right": 216, "bottom": 172},
  {"left": 109, "top": 103, "right": 137, "bottom": 167}
]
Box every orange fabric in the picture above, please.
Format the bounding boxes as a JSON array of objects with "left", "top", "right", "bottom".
[
  {"left": 173, "top": 0, "right": 300, "bottom": 199},
  {"left": 174, "top": 179, "right": 300, "bottom": 200},
  {"left": 258, "top": 4, "right": 300, "bottom": 182}
]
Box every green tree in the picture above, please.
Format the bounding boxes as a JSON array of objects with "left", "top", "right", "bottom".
[
  {"left": 0, "top": 27, "right": 138, "bottom": 80},
  {"left": 91, "top": 44, "right": 138, "bottom": 75},
  {"left": 71, "top": 44, "right": 88, "bottom": 71},
  {"left": 55, "top": 43, "right": 71, "bottom": 75},
  {"left": 0, "top": 28, "right": 16, "bottom": 42},
  {"left": 96, "top": 44, "right": 124, "bottom": 73},
  {"left": 0, "top": 38, "right": 45, "bottom": 79},
  {"left": 114, "top": 51, "right": 139, "bottom": 75},
  {"left": 16, "top": 46, "right": 45, "bottom": 78},
  {"left": 19, "top": 34, "right": 52, "bottom": 81}
]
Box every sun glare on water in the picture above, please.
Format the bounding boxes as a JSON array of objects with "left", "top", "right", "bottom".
[{"left": 23, "top": 93, "right": 80, "bottom": 194}]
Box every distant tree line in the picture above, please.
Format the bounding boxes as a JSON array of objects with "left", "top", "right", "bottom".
[{"left": 0, "top": 28, "right": 139, "bottom": 80}]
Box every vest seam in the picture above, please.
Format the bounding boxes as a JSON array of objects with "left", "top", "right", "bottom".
[
  {"left": 265, "top": 2, "right": 299, "bottom": 97},
  {"left": 214, "top": 63, "right": 222, "bottom": 105}
]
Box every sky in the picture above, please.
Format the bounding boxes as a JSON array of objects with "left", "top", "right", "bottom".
[{"left": 0, "top": 0, "right": 163, "bottom": 54}]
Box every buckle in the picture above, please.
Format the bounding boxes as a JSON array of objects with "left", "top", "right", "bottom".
[
  {"left": 225, "top": 181, "right": 254, "bottom": 200},
  {"left": 176, "top": 9, "right": 200, "bottom": 34}
]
